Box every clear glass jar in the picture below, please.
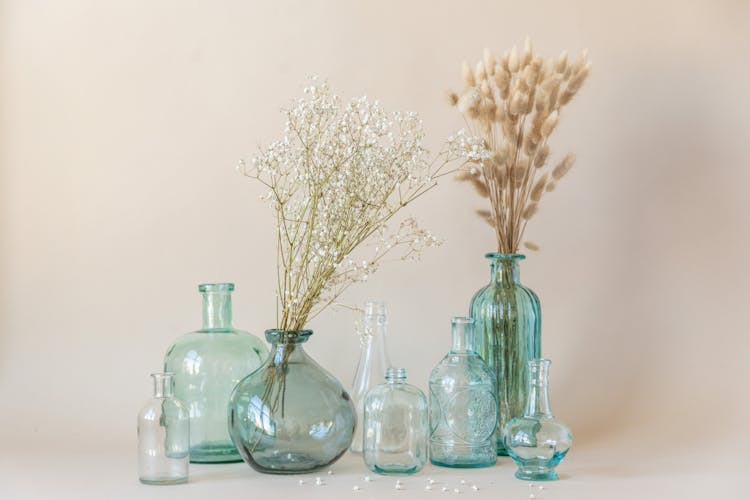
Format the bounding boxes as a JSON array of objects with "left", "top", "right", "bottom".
[
  {"left": 228, "top": 330, "right": 356, "bottom": 474},
  {"left": 429, "top": 317, "right": 497, "bottom": 468},
  {"left": 469, "top": 253, "right": 541, "bottom": 455},
  {"left": 503, "top": 359, "right": 572, "bottom": 481},
  {"left": 137, "top": 373, "right": 189, "bottom": 485},
  {"left": 349, "top": 301, "right": 392, "bottom": 453},
  {"left": 164, "top": 283, "right": 267, "bottom": 463},
  {"left": 363, "top": 368, "right": 428, "bottom": 475}
]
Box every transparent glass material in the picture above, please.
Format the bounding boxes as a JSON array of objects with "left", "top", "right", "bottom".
[
  {"left": 469, "top": 254, "right": 541, "bottom": 455},
  {"left": 164, "top": 283, "right": 267, "bottom": 463},
  {"left": 429, "top": 317, "right": 497, "bottom": 468},
  {"left": 350, "top": 301, "right": 392, "bottom": 453},
  {"left": 228, "top": 330, "right": 356, "bottom": 474},
  {"left": 363, "top": 368, "right": 428, "bottom": 475},
  {"left": 137, "top": 373, "right": 189, "bottom": 485},
  {"left": 503, "top": 359, "right": 572, "bottom": 481}
]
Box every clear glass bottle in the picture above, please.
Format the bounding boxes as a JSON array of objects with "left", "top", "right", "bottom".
[
  {"left": 429, "top": 317, "right": 497, "bottom": 468},
  {"left": 469, "top": 253, "right": 541, "bottom": 455},
  {"left": 349, "top": 301, "right": 392, "bottom": 453},
  {"left": 363, "top": 368, "right": 428, "bottom": 475},
  {"left": 164, "top": 283, "right": 267, "bottom": 463},
  {"left": 137, "top": 372, "right": 189, "bottom": 485},
  {"left": 228, "top": 330, "right": 356, "bottom": 474},
  {"left": 503, "top": 359, "right": 572, "bottom": 481}
]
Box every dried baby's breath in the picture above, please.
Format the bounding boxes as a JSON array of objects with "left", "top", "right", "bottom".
[{"left": 450, "top": 40, "right": 590, "bottom": 252}]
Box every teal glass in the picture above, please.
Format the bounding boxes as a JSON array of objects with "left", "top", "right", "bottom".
[
  {"left": 429, "top": 317, "right": 497, "bottom": 468},
  {"left": 137, "top": 373, "right": 189, "bottom": 485},
  {"left": 363, "top": 368, "right": 428, "bottom": 475},
  {"left": 469, "top": 253, "right": 541, "bottom": 455},
  {"left": 504, "top": 359, "right": 572, "bottom": 481},
  {"left": 228, "top": 330, "right": 356, "bottom": 474},
  {"left": 164, "top": 283, "right": 267, "bottom": 463}
]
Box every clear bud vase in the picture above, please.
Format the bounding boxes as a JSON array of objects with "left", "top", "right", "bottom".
[
  {"left": 503, "top": 359, "right": 572, "bottom": 481},
  {"left": 349, "top": 301, "right": 392, "bottom": 453},
  {"left": 137, "top": 373, "right": 189, "bottom": 485}
]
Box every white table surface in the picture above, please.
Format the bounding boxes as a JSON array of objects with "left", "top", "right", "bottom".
[{"left": 1, "top": 439, "right": 743, "bottom": 499}]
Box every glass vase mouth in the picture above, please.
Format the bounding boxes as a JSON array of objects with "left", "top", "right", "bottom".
[
  {"left": 199, "top": 283, "right": 235, "bottom": 293},
  {"left": 265, "top": 329, "right": 313, "bottom": 344},
  {"left": 484, "top": 253, "right": 525, "bottom": 261}
]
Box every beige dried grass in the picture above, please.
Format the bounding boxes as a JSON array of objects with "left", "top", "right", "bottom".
[{"left": 450, "top": 39, "right": 590, "bottom": 253}]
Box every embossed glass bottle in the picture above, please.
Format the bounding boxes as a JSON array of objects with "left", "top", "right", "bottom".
[
  {"left": 429, "top": 317, "right": 497, "bottom": 468},
  {"left": 469, "top": 253, "right": 541, "bottom": 455},
  {"left": 363, "top": 368, "right": 428, "bottom": 475},
  {"left": 164, "top": 283, "right": 267, "bottom": 463},
  {"left": 137, "top": 373, "right": 189, "bottom": 485},
  {"left": 504, "top": 359, "right": 572, "bottom": 481},
  {"left": 349, "top": 301, "right": 392, "bottom": 453}
]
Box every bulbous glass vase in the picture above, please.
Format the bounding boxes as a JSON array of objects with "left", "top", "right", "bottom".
[
  {"left": 228, "top": 330, "right": 356, "bottom": 474},
  {"left": 164, "top": 283, "right": 267, "bottom": 463},
  {"left": 503, "top": 359, "right": 572, "bottom": 481},
  {"left": 469, "top": 254, "right": 541, "bottom": 455}
]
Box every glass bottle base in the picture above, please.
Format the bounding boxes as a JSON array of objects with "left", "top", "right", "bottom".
[
  {"left": 514, "top": 468, "right": 558, "bottom": 481},
  {"left": 371, "top": 464, "right": 421, "bottom": 475},
  {"left": 430, "top": 458, "right": 496, "bottom": 469},
  {"left": 189, "top": 442, "right": 242, "bottom": 464},
  {"left": 241, "top": 451, "right": 346, "bottom": 475},
  {"left": 139, "top": 477, "right": 188, "bottom": 485}
]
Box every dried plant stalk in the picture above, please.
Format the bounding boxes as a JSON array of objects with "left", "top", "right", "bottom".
[{"left": 450, "top": 38, "right": 590, "bottom": 253}]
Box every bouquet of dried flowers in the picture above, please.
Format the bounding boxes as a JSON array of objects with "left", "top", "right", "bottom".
[
  {"left": 239, "top": 79, "right": 485, "bottom": 424},
  {"left": 450, "top": 38, "right": 590, "bottom": 253}
]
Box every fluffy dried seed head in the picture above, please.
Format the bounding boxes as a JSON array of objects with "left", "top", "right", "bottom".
[
  {"left": 534, "top": 144, "right": 550, "bottom": 167},
  {"left": 556, "top": 50, "right": 568, "bottom": 73},
  {"left": 448, "top": 91, "right": 459, "bottom": 106},
  {"left": 475, "top": 61, "right": 487, "bottom": 82},
  {"left": 522, "top": 36, "right": 533, "bottom": 67},
  {"left": 522, "top": 202, "right": 538, "bottom": 220},
  {"left": 476, "top": 209, "right": 494, "bottom": 228},
  {"left": 524, "top": 241, "right": 540, "bottom": 251},
  {"left": 541, "top": 110, "right": 559, "bottom": 137},
  {"left": 530, "top": 172, "right": 549, "bottom": 201},
  {"left": 552, "top": 153, "right": 576, "bottom": 180},
  {"left": 462, "top": 61, "right": 475, "bottom": 87},
  {"left": 535, "top": 89, "right": 548, "bottom": 112},
  {"left": 546, "top": 181, "right": 556, "bottom": 192},
  {"left": 483, "top": 48, "right": 496, "bottom": 75},
  {"left": 470, "top": 176, "right": 490, "bottom": 197},
  {"left": 509, "top": 46, "right": 519, "bottom": 72}
]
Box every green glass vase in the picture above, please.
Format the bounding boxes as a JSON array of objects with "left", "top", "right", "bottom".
[
  {"left": 469, "top": 254, "right": 541, "bottom": 455},
  {"left": 164, "top": 283, "right": 267, "bottom": 463}
]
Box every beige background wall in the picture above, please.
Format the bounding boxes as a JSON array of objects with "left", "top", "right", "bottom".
[{"left": 1, "top": 0, "right": 748, "bottom": 489}]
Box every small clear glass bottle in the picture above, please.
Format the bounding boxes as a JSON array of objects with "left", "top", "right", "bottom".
[
  {"left": 349, "top": 301, "right": 392, "bottom": 453},
  {"left": 363, "top": 368, "right": 427, "bottom": 475},
  {"left": 164, "top": 283, "right": 267, "bottom": 463},
  {"left": 429, "top": 317, "right": 497, "bottom": 468},
  {"left": 503, "top": 359, "right": 572, "bottom": 481},
  {"left": 137, "top": 372, "right": 189, "bottom": 485}
]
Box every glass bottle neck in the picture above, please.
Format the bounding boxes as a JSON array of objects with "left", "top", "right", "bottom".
[
  {"left": 490, "top": 258, "right": 521, "bottom": 284},
  {"left": 525, "top": 361, "right": 553, "bottom": 417},
  {"left": 202, "top": 292, "right": 233, "bottom": 330},
  {"left": 450, "top": 316, "right": 476, "bottom": 353},
  {"left": 385, "top": 367, "right": 407, "bottom": 385},
  {"left": 152, "top": 373, "right": 173, "bottom": 399}
]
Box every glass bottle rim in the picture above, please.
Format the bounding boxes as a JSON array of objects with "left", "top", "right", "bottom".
[
  {"left": 199, "top": 282, "right": 235, "bottom": 293},
  {"left": 265, "top": 329, "right": 313, "bottom": 344},
  {"left": 484, "top": 253, "right": 525, "bottom": 261}
]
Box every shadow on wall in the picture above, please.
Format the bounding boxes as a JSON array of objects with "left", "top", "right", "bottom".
[{"left": 560, "top": 55, "right": 747, "bottom": 449}]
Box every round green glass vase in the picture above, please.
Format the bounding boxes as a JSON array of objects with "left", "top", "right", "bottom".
[
  {"left": 228, "top": 329, "right": 356, "bottom": 474},
  {"left": 469, "top": 254, "right": 541, "bottom": 456},
  {"left": 164, "top": 283, "right": 267, "bottom": 463}
]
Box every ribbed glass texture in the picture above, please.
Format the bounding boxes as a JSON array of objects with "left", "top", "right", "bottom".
[{"left": 469, "top": 254, "right": 541, "bottom": 455}]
